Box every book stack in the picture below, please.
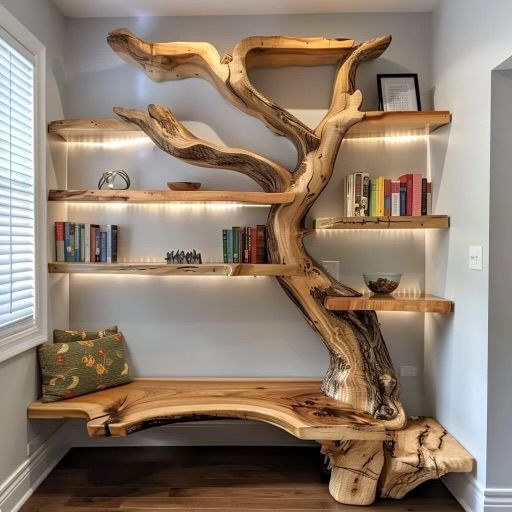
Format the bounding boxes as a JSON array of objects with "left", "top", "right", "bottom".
[
  {"left": 55, "top": 222, "right": 118, "bottom": 263},
  {"left": 222, "top": 226, "right": 267, "bottom": 264},
  {"left": 344, "top": 173, "right": 432, "bottom": 217}
]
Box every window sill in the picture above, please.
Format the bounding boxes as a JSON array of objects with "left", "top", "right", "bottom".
[{"left": 0, "top": 332, "right": 47, "bottom": 364}]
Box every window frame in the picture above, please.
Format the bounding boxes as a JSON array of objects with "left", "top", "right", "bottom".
[{"left": 0, "top": 5, "right": 47, "bottom": 363}]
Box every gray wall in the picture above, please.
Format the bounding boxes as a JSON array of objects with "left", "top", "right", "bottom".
[
  {"left": 0, "top": 0, "right": 66, "bottom": 491},
  {"left": 428, "top": 0, "right": 512, "bottom": 495},
  {"left": 488, "top": 66, "right": 512, "bottom": 492},
  {"left": 61, "top": 13, "right": 433, "bottom": 414}
]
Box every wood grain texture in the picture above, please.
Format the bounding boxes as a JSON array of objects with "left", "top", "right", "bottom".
[
  {"left": 106, "top": 29, "right": 406, "bottom": 427},
  {"left": 47, "top": 263, "right": 303, "bottom": 277},
  {"left": 322, "top": 440, "right": 385, "bottom": 505},
  {"left": 27, "top": 379, "right": 390, "bottom": 441},
  {"left": 347, "top": 111, "right": 451, "bottom": 138},
  {"left": 48, "top": 111, "right": 452, "bottom": 142},
  {"left": 48, "top": 189, "right": 295, "bottom": 205},
  {"left": 20, "top": 447, "right": 464, "bottom": 512},
  {"left": 379, "top": 417, "right": 474, "bottom": 499},
  {"left": 324, "top": 294, "right": 454, "bottom": 314},
  {"left": 314, "top": 216, "right": 450, "bottom": 230}
]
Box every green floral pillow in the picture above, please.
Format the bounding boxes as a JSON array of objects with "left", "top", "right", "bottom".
[
  {"left": 53, "top": 325, "right": 118, "bottom": 344},
  {"left": 38, "top": 332, "right": 132, "bottom": 402}
]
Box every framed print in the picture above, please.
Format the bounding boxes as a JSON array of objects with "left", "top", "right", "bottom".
[{"left": 377, "top": 74, "right": 421, "bottom": 111}]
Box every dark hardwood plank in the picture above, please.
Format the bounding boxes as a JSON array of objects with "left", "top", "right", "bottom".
[{"left": 21, "top": 447, "right": 463, "bottom": 511}]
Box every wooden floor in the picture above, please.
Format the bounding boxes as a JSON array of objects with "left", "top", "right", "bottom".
[{"left": 21, "top": 447, "right": 464, "bottom": 511}]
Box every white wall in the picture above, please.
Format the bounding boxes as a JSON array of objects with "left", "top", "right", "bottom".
[
  {"left": 61, "top": 13, "right": 433, "bottom": 414},
  {"left": 0, "top": 0, "right": 67, "bottom": 507},
  {"left": 428, "top": 0, "right": 512, "bottom": 503}
]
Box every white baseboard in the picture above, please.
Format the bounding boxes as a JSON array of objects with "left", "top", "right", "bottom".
[
  {"left": 444, "top": 473, "right": 512, "bottom": 512},
  {"left": 0, "top": 424, "right": 69, "bottom": 512},
  {"left": 484, "top": 488, "right": 512, "bottom": 511}
]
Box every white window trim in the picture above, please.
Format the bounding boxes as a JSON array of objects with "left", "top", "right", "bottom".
[{"left": 0, "top": 4, "right": 47, "bottom": 363}]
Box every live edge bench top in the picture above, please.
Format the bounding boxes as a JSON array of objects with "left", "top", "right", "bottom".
[{"left": 27, "top": 378, "right": 390, "bottom": 440}]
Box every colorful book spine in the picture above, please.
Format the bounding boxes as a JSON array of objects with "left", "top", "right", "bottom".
[
  {"left": 250, "top": 227, "right": 258, "bottom": 264},
  {"left": 94, "top": 228, "right": 101, "bottom": 262},
  {"left": 84, "top": 224, "right": 91, "bottom": 263},
  {"left": 256, "top": 225, "right": 266, "bottom": 263},
  {"left": 384, "top": 179, "right": 392, "bottom": 216},
  {"left": 354, "top": 173, "right": 363, "bottom": 216},
  {"left": 421, "top": 178, "right": 428, "bottom": 216},
  {"left": 362, "top": 173, "right": 370, "bottom": 216},
  {"left": 400, "top": 183, "right": 407, "bottom": 216},
  {"left": 411, "top": 174, "right": 422, "bottom": 216},
  {"left": 74, "top": 223, "right": 80, "bottom": 262},
  {"left": 64, "top": 222, "right": 73, "bottom": 262},
  {"left": 55, "top": 222, "right": 65, "bottom": 262},
  {"left": 377, "top": 176, "right": 385, "bottom": 217},
  {"left": 222, "top": 229, "right": 228, "bottom": 263},
  {"left": 79, "top": 224, "right": 85, "bottom": 262},
  {"left": 391, "top": 181, "right": 400, "bottom": 216},
  {"left": 427, "top": 182, "right": 432, "bottom": 215},
  {"left": 232, "top": 226, "right": 240, "bottom": 263},
  {"left": 111, "top": 225, "right": 118, "bottom": 263},
  {"left": 100, "top": 230, "right": 107, "bottom": 263},
  {"left": 226, "top": 230, "right": 233, "bottom": 263}
]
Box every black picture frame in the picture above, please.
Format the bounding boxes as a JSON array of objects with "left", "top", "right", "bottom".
[{"left": 377, "top": 73, "right": 421, "bottom": 112}]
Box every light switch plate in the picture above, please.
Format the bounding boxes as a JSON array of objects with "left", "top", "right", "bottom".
[
  {"left": 469, "top": 246, "right": 483, "bottom": 270},
  {"left": 322, "top": 261, "right": 340, "bottom": 281}
]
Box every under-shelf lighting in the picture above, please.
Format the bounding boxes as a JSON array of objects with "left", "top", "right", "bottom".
[
  {"left": 68, "top": 136, "right": 152, "bottom": 149},
  {"left": 63, "top": 202, "right": 272, "bottom": 210},
  {"left": 345, "top": 134, "right": 428, "bottom": 144}
]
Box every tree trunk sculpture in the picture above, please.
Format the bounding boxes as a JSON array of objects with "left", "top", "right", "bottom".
[{"left": 107, "top": 29, "right": 406, "bottom": 430}]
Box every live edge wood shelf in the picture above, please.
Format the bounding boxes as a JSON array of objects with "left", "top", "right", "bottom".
[
  {"left": 314, "top": 215, "right": 450, "bottom": 230},
  {"left": 48, "top": 111, "right": 451, "bottom": 142},
  {"left": 48, "top": 189, "right": 295, "bottom": 205},
  {"left": 28, "top": 379, "right": 473, "bottom": 501},
  {"left": 48, "top": 262, "right": 303, "bottom": 277},
  {"left": 324, "top": 293, "right": 454, "bottom": 313}
]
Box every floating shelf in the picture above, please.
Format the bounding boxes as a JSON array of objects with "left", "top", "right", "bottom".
[
  {"left": 347, "top": 111, "right": 451, "bottom": 139},
  {"left": 48, "top": 262, "right": 303, "bottom": 277},
  {"left": 48, "top": 111, "right": 451, "bottom": 142},
  {"left": 48, "top": 189, "right": 295, "bottom": 205},
  {"left": 27, "top": 378, "right": 389, "bottom": 440},
  {"left": 314, "top": 215, "right": 450, "bottom": 230},
  {"left": 324, "top": 294, "right": 454, "bottom": 313}
]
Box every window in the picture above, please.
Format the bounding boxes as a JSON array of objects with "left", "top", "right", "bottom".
[
  {"left": 0, "top": 5, "right": 46, "bottom": 362},
  {"left": 0, "top": 36, "right": 35, "bottom": 330}
]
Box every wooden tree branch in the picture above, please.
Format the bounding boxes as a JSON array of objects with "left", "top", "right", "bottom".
[
  {"left": 316, "top": 35, "right": 392, "bottom": 135},
  {"left": 114, "top": 104, "right": 291, "bottom": 192},
  {"left": 107, "top": 30, "right": 405, "bottom": 430},
  {"left": 108, "top": 30, "right": 359, "bottom": 168}
]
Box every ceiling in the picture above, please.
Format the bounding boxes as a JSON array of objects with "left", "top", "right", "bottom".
[{"left": 52, "top": 0, "right": 440, "bottom": 18}]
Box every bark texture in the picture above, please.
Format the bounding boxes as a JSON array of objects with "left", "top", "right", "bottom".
[{"left": 107, "top": 29, "right": 406, "bottom": 429}]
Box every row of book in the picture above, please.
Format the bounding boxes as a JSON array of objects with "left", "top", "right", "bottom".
[
  {"left": 55, "top": 222, "right": 118, "bottom": 263},
  {"left": 344, "top": 173, "right": 432, "bottom": 217},
  {"left": 222, "top": 226, "right": 267, "bottom": 264}
]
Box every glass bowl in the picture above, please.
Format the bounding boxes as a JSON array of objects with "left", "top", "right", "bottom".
[{"left": 363, "top": 273, "right": 402, "bottom": 294}]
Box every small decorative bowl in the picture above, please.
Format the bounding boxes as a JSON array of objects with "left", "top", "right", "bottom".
[
  {"left": 363, "top": 273, "right": 402, "bottom": 294},
  {"left": 167, "top": 181, "right": 202, "bottom": 191}
]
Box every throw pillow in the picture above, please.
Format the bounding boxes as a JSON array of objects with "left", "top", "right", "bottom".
[{"left": 38, "top": 332, "right": 131, "bottom": 402}]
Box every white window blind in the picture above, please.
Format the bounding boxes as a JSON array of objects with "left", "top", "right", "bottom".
[{"left": 0, "top": 35, "right": 35, "bottom": 330}]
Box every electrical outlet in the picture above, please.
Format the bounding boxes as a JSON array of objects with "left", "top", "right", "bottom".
[
  {"left": 400, "top": 365, "right": 417, "bottom": 377},
  {"left": 469, "top": 246, "right": 483, "bottom": 270},
  {"left": 322, "top": 261, "right": 340, "bottom": 281}
]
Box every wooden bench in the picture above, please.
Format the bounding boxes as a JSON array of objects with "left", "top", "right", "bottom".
[{"left": 28, "top": 378, "right": 473, "bottom": 506}]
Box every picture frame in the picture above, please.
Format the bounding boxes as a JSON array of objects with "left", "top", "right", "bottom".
[{"left": 377, "top": 74, "right": 421, "bottom": 112}]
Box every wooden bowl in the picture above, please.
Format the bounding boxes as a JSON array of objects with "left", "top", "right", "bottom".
[{"left": 167, "top": 181, "right": 202, "bottom": 191}]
